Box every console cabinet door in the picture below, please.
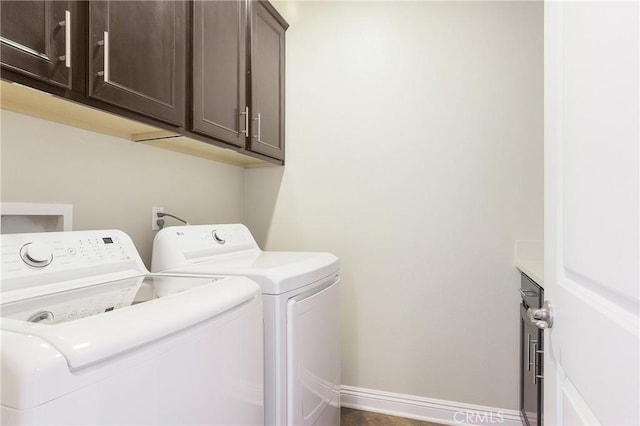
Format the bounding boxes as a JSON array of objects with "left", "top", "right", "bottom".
[
  {"left": 88, "top": 1, "right": 185, "bottom": 126},
  {"left": 249, "top": 1, "right": 287, "bottom": 161},
  {"left": 192, "top": 0, "right": 247, "bottom": 148},
  {"left": 521, "top": 305, "right": 543, "bottom": 426},
  {"left": 0, "top": 1, "right": 74, "bottom": 89}
]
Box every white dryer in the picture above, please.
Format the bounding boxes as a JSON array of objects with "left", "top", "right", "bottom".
[
  {"left": 1, "top": 230, "right": 264, "bottom": 425},
  {"left": 151, "top": 224, "right": 341, "bottom": 426}
]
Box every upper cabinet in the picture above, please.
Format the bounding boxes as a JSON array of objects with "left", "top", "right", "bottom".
[
  {"left": 192, "top": 0, "right": 248, "bottom": 148},
  {"left": 88, "top": 1, "right": 186, "bottom": 126},
  {"left": 0, "top": 1, "right": 76, "bottom": 89},
  {"left": 0, "top": 0, "right": 287, "bottom": 164},
  {"left": 249, "top": 1, "right": 287, "bottom": 160},
  {"left": 192, "top": 0, "right": 288, "bottom": 161}
]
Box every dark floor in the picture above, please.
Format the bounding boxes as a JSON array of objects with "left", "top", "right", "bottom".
[{"left": 341, "top": 407, "right": 444, "bottom": 426}]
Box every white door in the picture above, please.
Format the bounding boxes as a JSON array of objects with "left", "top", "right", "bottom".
[{"left": 544, "top": 1, "right": 639, "bottom": 425}]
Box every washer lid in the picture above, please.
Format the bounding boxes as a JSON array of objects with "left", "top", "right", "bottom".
[
  {"left": 1, "top": 274, "right": 260, "bottom": 370},
  {"left": 165, "top": 251, "right": 339, "bottom": 294}
]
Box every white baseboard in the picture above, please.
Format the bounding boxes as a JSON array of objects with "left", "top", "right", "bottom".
[{"left": 341, "top": 385, "right": 522, "bottom": 426}]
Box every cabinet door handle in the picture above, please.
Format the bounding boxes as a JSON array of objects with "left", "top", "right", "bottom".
[
  {"left": 252, "top": 113, "right": 261, "bottom": 141},
  {"left": 527, "top": 334, "right": 537, "bottom": 372},
  {"left": 532, "top": 342, "right": 537, "bottom": 384},
  {"left": 533, "top": 342, "right": 544, "bottom": 384},
  {"left": 536, "top": 346, "right": 544, "bottom": 384},
  {"left": 240, "top": 107, "right": 249, "bottom": 137},
  {"left": 58, "top": 10, "right": 71, "bottom": 67},
  {"left": 97, "top": 31, "right": 109, "bottom": 82}
]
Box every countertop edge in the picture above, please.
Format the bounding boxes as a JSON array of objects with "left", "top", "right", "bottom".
[{"left": 515, "top": 260, "right": 544, "bottom": 288}]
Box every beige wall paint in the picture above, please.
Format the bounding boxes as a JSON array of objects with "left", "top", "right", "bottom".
[
  {"left": 1, "top": 110, "right": 245, "bottom": 267},
  {"left": 247, "top": 1, "right": 543, "bottom": 410},
  {"left": 0, "top": 0, "right": 543, "bottom": 413}
]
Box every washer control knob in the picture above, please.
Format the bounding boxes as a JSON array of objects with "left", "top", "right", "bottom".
[
  {"left": 212, "top": 229, "right": 227, "bottom": 244},
  {"left": 27, "top": 310, "right": 54, "bottom": 324},
  {"left": 21, "top": 242, "right": 53, "bottom": 267}
]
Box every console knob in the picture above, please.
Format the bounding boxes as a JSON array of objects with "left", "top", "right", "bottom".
[
  {"left": 212, "top": 229, "right": 227, "bottom": 244},
  {"left": 27, "top": 310, "right": 54, "bottom": 324},
  {"left": 21, "top": 242, "right": 53, "bottom": 267}
]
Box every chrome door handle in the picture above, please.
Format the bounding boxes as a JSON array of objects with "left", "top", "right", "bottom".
[
  {"left": 240, "top": 107, "right": 249, "bottom": 137},
  {"left": 97, "top": 31, "right": 109, "bottom": 82},
  {"left": 58, "top": 11, "right": 71, "bottom": 67},
  {"left": 528, "top": 300, "right": 554, "bottom": 329}
]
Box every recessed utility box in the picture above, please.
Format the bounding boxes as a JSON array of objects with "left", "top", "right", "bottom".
[{"left": 1, "top": 202, "right": 73, "bottom": 234}]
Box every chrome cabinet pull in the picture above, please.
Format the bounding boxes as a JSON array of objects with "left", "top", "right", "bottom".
[
  {"left": 103, "top": 30, "right": 109, "bottom": 81},
  {"left": 527, "top": 334, "right": 537, "bottom": 372},
  {"left": 533, "top": 342, "right": 538, "bottom": 384},
  {"left": 536, "top": 347, "right": 544, "bottom": 383},
  {"left": 252, "top": 113, "right": 261, "bottom": 141},
  {"left": 528, "top": 300, "right": 554, "bottom": 329},
  {"left": 240, "top": 106, "right": 249, "bottom": 137},
  {"left": 58, "top": 11, "right": 71, "bottom": 67},
  {"left": 527, "top": 333, "right": 531, "bottom": 371},
  {"left": 533, "top": 342, "right": 544, "bottom": 384},
  {"left": 97, "top": 31, "right": 109, "bottom": 82}
]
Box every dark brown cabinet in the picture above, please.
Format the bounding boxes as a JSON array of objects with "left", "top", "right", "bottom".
[
  {"left": 1, "top": 0, "right": 286, "bottom": 164},
  {"left": 519, "top": 274, "right": 544, "bottom": 426},
  {"left": 521, "top": 305, "right": 542, "bottom": 426},
  {"left": 88, "top": 1, "right": 186, "bottom": 126},
  {"left": 191, "top": 0, "right": 248, "bottom": 148},
  {"left": 249, "top": 1, "right": 287, "bottom": 160},
  {"left": 0, "top": 1, "right": 76, "bottom": 89},
  {"left": 192, "top": 0, "right": 287, "bottom": 161}
]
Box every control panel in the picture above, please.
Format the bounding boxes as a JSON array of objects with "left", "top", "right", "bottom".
[
  {"left": 1, "top": 230, "right": 147, "bottom": 292},
  {"left": 151, "top": 224, "right": 259, "bottom": 272},
  {"left": 204, "top": 225, "right": 253, "bottom": 248}
]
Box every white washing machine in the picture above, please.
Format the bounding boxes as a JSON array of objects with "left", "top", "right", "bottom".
[
  {"left": 151, "top": 224, "right": 341, "bottom": 426},
  {"left": 1, "top": 230, "right": 264, "bottom": 425}
]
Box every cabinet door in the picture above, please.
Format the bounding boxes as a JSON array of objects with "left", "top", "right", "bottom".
[
  {"left": 88, "top": 1, "right": 185, "bottom": 126},
  {"left": 521, "top": 304, "right": 542, "bottom": 426},
  {"left": 0, "top": 1, "right": 73, "bottom": 89},
  {"left": 249, "top": 1, "right": 287, "bottom": 160},
  {"left": 192, "top": 1, "right": 247, "bottom": 148}
]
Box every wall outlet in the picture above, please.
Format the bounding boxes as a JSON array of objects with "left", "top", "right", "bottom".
[{"left": 152, "top": 207, "right": 164, "bottom": 231}]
